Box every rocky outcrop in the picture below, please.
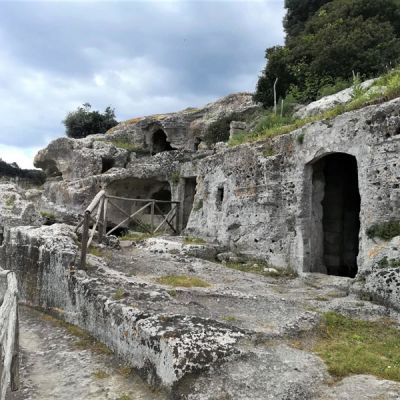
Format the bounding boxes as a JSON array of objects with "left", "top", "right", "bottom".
[
  {"left": 0, "top": 224, "right": 246, "bottom": 389},
  {"left": 294, "top": 79, "right": 377, "bottom": 119},
  {"left": 34, "top": 135, "right": 130, "bottom": 181},
  {"left": 108, "top": 92, "right": 261, "bottom": 152},
  {"left": 0, "top": 159, "right": 45, "bottom": 187}
]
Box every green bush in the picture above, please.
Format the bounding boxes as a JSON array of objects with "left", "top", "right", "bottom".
[
  {"left": 366, "top": 221, "right": 400, "bottom": 241},
  {"left": 255, "top": 0, "right": 400, "bottom": 107},
  {"left": 63, "top": 103, "right": 118, "bottom": 139},
  {"left": 317, "top": 78, "right": 351, "bottom": 98}
]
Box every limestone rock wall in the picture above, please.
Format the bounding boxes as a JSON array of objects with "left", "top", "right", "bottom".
[
  {"left": 187, "top": 98, "right": 400, "bottom": 273},
  {"left": 32, "top": 95, "right": 400, "bottom": 276},
  {"left": 0, "top": 224, "right": 244, "bottom": 389}
]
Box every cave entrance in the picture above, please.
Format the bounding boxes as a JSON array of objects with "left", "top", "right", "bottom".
[
  {"left": 106, "top": 178, "right": 172, "bottom": 232},
  {"left": 310, "top": 153, "right": 360, "bottom": 277},
  {"left": 182, "top": 177, "right": 197, "bottom": 229},
  {"left": 152, "top": 129, "right": 174, "bottom": 154},
  {"left": 152, "top": 187, "right": 172, "bottom": 214}
]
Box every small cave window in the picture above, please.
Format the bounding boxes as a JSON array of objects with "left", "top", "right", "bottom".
[
  {"left": 194, "top": 138, "right": 202, "bottom": 151},
  {"left": 216, "top": 187, "right": 224, "bottom": 210},
  {"left": 0, "top": 226, "right": 3, "bottom": 246},
  {"left": 152, "top": 129, "right": 174, "bottom": 155},
  {"left": 101, "top": 158, "right": 115, "bottom": 174}
]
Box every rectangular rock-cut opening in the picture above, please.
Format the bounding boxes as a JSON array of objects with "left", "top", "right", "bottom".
[
  {"left": 311, "top": 153, "right": 360, "bottom": 277},
  {"left": 216, "top": 187, "right": 224, "bottom": 210},
  {"left": 182, "top": 177, "right": 197, "bottom": 229}
]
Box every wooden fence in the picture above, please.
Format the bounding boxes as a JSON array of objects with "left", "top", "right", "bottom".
[
  {"left": 76, "top": 190, "right": 180, "bottom": 268},
  {"left": 0, "top": 269, "right": 19, "bottom": 400}
]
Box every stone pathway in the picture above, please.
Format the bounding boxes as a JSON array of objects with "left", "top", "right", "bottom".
[{"left": 10, "top": 306, "right": 167, "bottom": 400}]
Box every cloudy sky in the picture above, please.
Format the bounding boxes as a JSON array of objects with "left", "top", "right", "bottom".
[{"left": 0, "top": 0, "right": 284, "bottom": 168}]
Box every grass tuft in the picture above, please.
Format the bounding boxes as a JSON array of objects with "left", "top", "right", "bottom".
[
  {"left": 119, "top": 232, "right": 159, "bottom": 242},
  {"left": 112, "top": 288, "right": 126, "bottom": 300},
  {"left": 313, "top": 312, "right": 400, "bottom": 381},
  {"left": 116, "top": 394, "right": 132, "bottom": 400},
  {"left": 183, "top": 236, "right": 206, "bottom": 245},
  {"left": 93, "top": 370, "right": 109, "bottom": 379},
  {"left": 156, "top": 275, "right": 210, "bottom": 288}
]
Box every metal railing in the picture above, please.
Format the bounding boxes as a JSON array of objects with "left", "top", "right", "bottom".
[
  {"left": 0, "top": 269, "right": 19, "bottom": 400},
  {"left": 76, "top": 190, "right": 180, "bottom": 268}
]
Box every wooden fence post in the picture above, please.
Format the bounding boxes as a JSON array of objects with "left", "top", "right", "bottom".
[
  {"left": 175, "top": 203, "right": 180, "bottom": 234},
  {"left": 150, "top": 201, "right": 155, "bottom": 232},
  {"left": 10, "top": 305, "right": 19, "bottom": 392},
  {"left": 80, "top": 211, "right": 90, "bottom": 269}
]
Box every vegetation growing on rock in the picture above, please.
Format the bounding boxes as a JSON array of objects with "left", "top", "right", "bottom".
[
  {"left": 156, "top": 275, "right": 210, "bottom": 288},
  {"left": 231, "top": 66, "right": 400, "bottom": 146},
  {"left": 366, "top": 220, "right": 400, "bottom": 241}
]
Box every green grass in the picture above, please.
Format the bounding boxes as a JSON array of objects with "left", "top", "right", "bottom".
[
  {"left": 116, "top": 394, "right": 132, "bottom": 400},
  {"left": 313, "top": 312, "right": 400, "bottom": 381},
  {"left": 156, "top": 275, "right": 210, "bottom": 288},
  {"left": 222, "top": 315, "right": 238, "bottom": 322},
  {"left": 119, "top": 232, "right": 158, "bottom": 242},
  {"left": 95, "top": 138, "right": 148, "bottom": 154},
  {"left": 223, "top": 261, "right": 297, "bottom": 278},
  {"left": 229, "top": 66, "right": 400, "bottom": 147},
  {"left": 112, "top": 287, "right": 126, "bottom": 300},
  {"left": 93, "top": 370, "right": 109, "bottom": 379},
  {"left": 40, "top": 210, "right": 56, "bottom": 220},
  {"left": 183, "top": 236, "right": 206, "bottom": 245},
  {"left": 88, "top": 246, "right": 104, "bottom": 257}
]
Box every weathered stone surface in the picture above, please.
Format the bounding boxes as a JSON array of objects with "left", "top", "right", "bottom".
[
  {"left": 178, "top": 345, "right": 328, "bottom": 400},
  {"left": 359, "top": 236, "right": 400, "bottom": 310},
  {"left": 0, "top": 183, "right": 41, "bottom": 227},
  {"left": 11, "top": 306, "right": 166, "bottom": 400},
  {"left": 294, "top": 79, "right": 376, "bottom": 119},
  {"left": 186, "top": 97, "right": 400, "bottom": 277},
  {"left": 319, "top": 374, "right": 400, "bottom": 399},
  {"left": 97, "top": 92, "right": 260, "bottom": 152},
  {"left": 0, "top": 225, "right": 246, "bottom": 389},
  {"left": 34, "top": 135, "right": 130, "bottom": 180}
]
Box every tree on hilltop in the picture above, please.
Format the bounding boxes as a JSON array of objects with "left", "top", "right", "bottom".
[{"left": 63, "top": 103, "right": 118, "bottom": 139}]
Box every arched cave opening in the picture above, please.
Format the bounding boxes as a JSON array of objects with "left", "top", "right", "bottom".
[
  {"left": 311, "top": 153, "right": 360, "bottom": 278},
  {"left": 152, "top": 129, "right": 174, "bottom": 155}
]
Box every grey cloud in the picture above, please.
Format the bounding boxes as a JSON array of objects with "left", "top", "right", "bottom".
[{"left": 0, "top": 0, "right": 284, "bottom": 150}]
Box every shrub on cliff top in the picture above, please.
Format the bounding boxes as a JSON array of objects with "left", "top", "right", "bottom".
[{"left": 63, "top": 103, "right": 118, "bottom": 139}]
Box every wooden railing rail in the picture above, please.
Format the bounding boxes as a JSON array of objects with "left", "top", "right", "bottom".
[
  {"left": 0, "top": 269, "right": 19, "bottom": 400},
  {"left": 77, "top": 191, "right": 180, "bottom": 269}
]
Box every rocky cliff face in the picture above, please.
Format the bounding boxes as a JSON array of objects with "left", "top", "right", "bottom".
[
  {"left": 33, "top": 94, "right": 400, "bottom": 278},
  {"left": 2, "top": 90, "right": 400, "bottom": 398}
]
